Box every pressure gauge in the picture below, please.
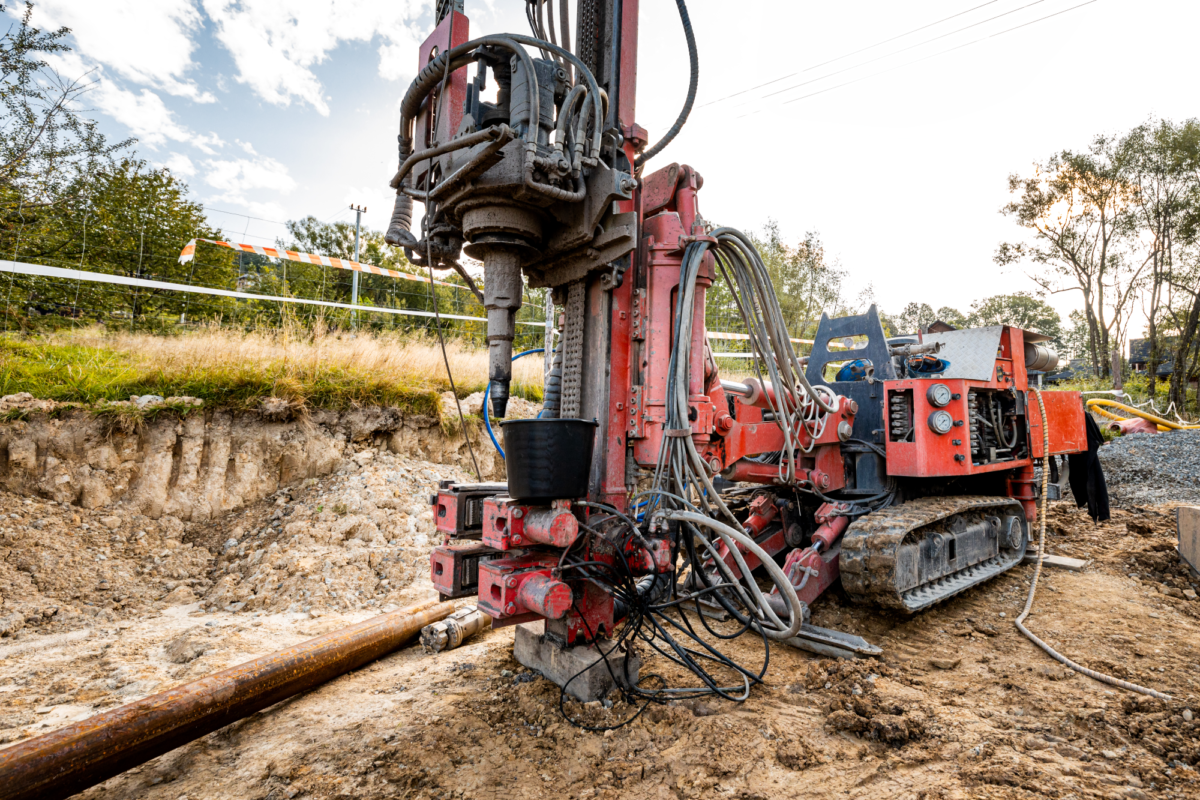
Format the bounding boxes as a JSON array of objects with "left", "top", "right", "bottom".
[
  {"left": 928, "top": 410, "right": 954, "bottom": 435},
  {"left": 926, "top": 383, "right": 952, "bottom": 408}
]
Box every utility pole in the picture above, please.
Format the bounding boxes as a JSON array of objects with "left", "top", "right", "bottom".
[{"left": 350, "top": 204, "right": 366, "bottom": 328}]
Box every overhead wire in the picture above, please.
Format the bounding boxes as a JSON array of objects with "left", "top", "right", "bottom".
[
  {"left": 695, "top": 0, "right": 1006, "bottom": 109},
  {"left": 736, "top": 0, "right": 1101, "bottom": 118},
  {"left": 761, "top": 0, "right": 1052, "bottom": 101}
]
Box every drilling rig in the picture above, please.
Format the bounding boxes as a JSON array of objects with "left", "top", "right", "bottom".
[{"left": 387, "top": 0, "right": 1088, "bottom": 702}]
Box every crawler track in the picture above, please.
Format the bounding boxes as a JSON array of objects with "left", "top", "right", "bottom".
[{"left": 840, "top": 495, "right": 1027, "bottom": 613}]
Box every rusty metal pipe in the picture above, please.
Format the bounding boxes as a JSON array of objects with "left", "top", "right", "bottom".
[{"left": 0, "top": 600, "right": 455, "bottom": 800}]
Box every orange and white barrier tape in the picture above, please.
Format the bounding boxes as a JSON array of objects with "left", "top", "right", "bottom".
[{"left": 178, "top": 239, "right": 461, "bottom": 289}]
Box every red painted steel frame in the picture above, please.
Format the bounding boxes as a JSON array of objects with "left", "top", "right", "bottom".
[
  {"left": 884, "top": 326, "right": 1084, "bottom": 478},
  {"left": 413, "top": 12, "right": 470, "bottom": 186}
]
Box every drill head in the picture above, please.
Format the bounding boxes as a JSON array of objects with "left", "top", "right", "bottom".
[{"left": 484, "top": 250, "right": 523, "bottom": 418}]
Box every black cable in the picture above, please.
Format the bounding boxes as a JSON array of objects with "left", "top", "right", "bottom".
[{"left": 634, "top": 0, "right": 697, "bottom": 169}]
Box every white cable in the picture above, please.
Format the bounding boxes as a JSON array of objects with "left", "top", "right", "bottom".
[
  {"left": 666, "top": 511, "right": 804, "bottom": 640},
  {"left": 1017, "top": 389, "right": 1171, "bottom": 700},
  {"left": 0, "top": 259, "right": 547, "bottom": 326}
]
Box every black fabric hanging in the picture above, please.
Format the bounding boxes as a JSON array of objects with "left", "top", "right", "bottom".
[{"left": 1067, "top": 414, "right": 1110, "bottom": 522}]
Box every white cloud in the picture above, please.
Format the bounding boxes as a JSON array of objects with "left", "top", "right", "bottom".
[
  {"left": 199, "top": 0, "right": 426, "bottom": 115},
  {"left": 162, "top": 153, "right": 197, "bottom": 177},
  {"left": 203, "top": 155, "right": 297, "bottom": 193},
  {"left": 42, "top": 52, "right": 224, "bottom": 154},
  {"left": 193, "top": 133, "right": 226, "bottom": 155},
  {"left": 236, "top": 139, "right": 259, "bottom": 156},
  {"left": 30, "top": 0, "right": 215, "bottom": 103},
  {"left": 91, "top": 82, "right": 196, "bottom": 148},
  {"left": 201, "top": 156, "right": 295, "bottom": 226}
]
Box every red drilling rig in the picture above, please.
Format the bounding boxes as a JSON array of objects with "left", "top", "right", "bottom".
[{"left": 386, "top": 0, "right": 1087, "bottom": 703}]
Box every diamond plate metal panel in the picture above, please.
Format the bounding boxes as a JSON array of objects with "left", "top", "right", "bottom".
[{"left": 925, "top": 326, "right": 1003, "bottom": 381}]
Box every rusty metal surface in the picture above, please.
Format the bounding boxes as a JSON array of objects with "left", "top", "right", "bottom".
[
  {"left": 0, "top": 600, "right": 454, "bottom": 800},
  {"left": 561, "top": 278, "right": 586, "bottom": 417},
  {"left": 840, "top": 496, "right": 1024, "bottom": 612}
]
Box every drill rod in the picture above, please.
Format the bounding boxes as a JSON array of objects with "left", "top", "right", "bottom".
[{"left": 0, "top": 599, "right": 455, "bottom": 800}]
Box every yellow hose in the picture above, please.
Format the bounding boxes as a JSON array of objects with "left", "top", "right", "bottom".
[{"left": 1085, "top": 398, "right": 1200, "bottom": 431}]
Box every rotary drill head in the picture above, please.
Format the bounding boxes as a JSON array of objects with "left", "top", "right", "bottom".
[{"left": 484, "top": 250, "right": 523, "bottom": 418}]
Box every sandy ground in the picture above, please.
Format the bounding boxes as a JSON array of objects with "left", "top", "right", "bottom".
[{"left": 2, "top": 464, "right": 1199, "bottom": 799}]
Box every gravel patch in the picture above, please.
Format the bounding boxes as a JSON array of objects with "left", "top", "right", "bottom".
[{"left": 1097, "top": 428, "right": 1200, "bottom": 507}]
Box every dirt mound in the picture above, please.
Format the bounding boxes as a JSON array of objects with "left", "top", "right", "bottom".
[
  {"left": 198, "top": 449, "right": 476, "bottom": 615},
  {"left": 0, "top": 492, "right": 213, "bottom": 636}
]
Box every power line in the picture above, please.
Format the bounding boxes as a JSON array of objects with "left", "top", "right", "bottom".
[
  {"left": 736, "top": 0, "right": 1100, "bottom": 118},
  {"left": 203, "top": 207, "right": 289, "bottom": 226},
  {"left": 803, "top": 0, "right": 1003, "bottom": 72},
  {"left": 695, "top": 0, "right": 1007, "bottom": 110},
  {"left": 763, "top": 0, "right": 1049, "bottom": 100}
]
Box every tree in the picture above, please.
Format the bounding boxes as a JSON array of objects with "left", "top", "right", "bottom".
[
  {"left": 997, "top": 134, "right": 1146, "bottom": 378},
  {"left": 1, "top": 158, "right": 236, "bottom": 325},
  {"left": 935, "top": 306, "right": 968, "bottom": 329},
  {"left": 966, "top": 292, "right": 1063, "bottom": 341},
  {"left": 1124, "top": 118, "right": 1200, "bottom": 397},
  {"left": 886, "top": 302, "right": 936, "bottom": 336},
  {"left": 707, "top": 221, "right": 848, "bottom": 346},
  {"left": 0, "top": 4, "right": 128, "bottom": 211},
  {"left": 1060, "top": 310, "right": 1093, "bottom": 364}
]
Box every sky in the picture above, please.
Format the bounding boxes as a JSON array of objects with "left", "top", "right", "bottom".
[{"left": 17, "top": 0, "right": 1200, "bottom": 333}]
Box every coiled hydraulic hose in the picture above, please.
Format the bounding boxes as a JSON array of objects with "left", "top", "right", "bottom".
[
  {"left": 1018, "top": 389, "right": 1172, "bottom": 700},
  {"left": 1086, "top": 398, "right": 1200, "bottom": 431}
]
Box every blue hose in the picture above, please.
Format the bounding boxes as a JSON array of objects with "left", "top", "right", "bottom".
[{"left": 483, "top": 348, "right": 545, "bottom": 459}]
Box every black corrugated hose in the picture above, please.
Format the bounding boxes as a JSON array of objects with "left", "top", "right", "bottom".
[{"left": 634, "top": 0, "right": 697, "bottom": 170}]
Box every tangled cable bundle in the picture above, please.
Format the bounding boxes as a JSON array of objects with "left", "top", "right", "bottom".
[
  {"left": 553, "top": 492, "right": 805, "bottom": 731},
  {"left": 557, "top": 229, "right": 838, "bottom": 729}
]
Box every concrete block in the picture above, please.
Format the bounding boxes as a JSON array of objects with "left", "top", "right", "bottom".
[
  {"left": 513, "top": 620, "right": 641, "bottom": 702},
  {"left": 1023, "top": 551, "right": 1090, "bottom": 571},
  {"left": 1179, "top": 506, "right": 1200, "bottom": 575}
]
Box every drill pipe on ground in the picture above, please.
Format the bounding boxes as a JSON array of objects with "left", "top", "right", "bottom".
[{"left": 0, "top": 599, "right": 455, "bottom": 800}]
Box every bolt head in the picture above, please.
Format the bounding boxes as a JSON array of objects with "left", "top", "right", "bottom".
[{"left": 505, "top": 602, "right": 516, "bottom": 614}]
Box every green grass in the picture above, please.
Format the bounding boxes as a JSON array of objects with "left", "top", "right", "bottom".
[{"left": 0, "top": 330, "right": 544, "bottom": 419}]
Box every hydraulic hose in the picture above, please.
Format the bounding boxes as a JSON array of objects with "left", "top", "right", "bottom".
[
  {"left": 1017, "top": 389, "right": 1171, "bottom": 700},
  {"left": 1086, "top": 398, "right": 1200, "bottom": 431},
  {"left": 483, "top": 347, "right": 545, "bottom": 458},
  {"left": 635, "top": 0, "right": 697, "bottom": 169},
  {"left": 664, "top": 511, "right": 804, "bottom": 640}
]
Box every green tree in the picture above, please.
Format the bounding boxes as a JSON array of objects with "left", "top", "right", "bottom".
[
  {"left": 707, "top": 220, "right": 847, "bottom": 345},
  {"left": 996, "top": 134, "right": 1146, "bottom": 378},
  {"left": 1123, "top": 118, "right": 1200, "bottom": 400},
  {"left": 966, "top": 292, "right": 1063, "bottom": 340},
  {"left": 2, "top": 158, "right": 235, "bottom": 325},
  {"left": 1061, "top": 310, "right": 1093, "bottom": 365},
  {"left": 888, "top": 302, "right": 936, "bottom": 335},
  {"left": 934, "top": 306, "right": 968, "bottom": 329},
  {"left": 0, "top": 4, "right": 128, "bottom": 209}
]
